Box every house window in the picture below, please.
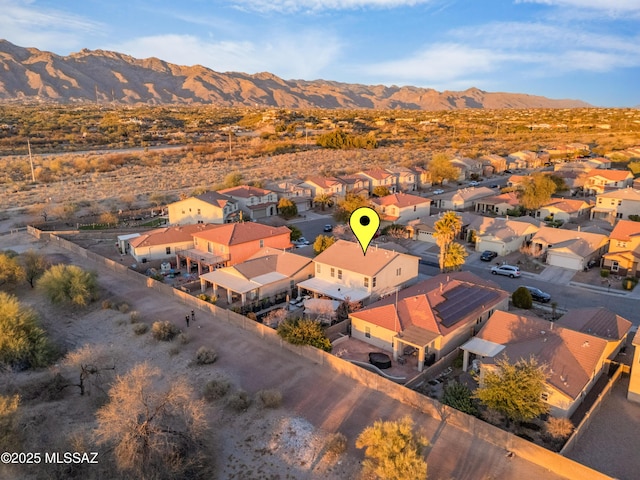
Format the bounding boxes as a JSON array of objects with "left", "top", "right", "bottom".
[
  {"left": 208, "top": 242, "right": 213, "bottom": 253},
  {"left": 364, "top": 277, "right": 369, "bottom": 288},
  {"left": 541, "top": 392, "right": 549, "bottom": 401},
  {"left": 338, "top": 269, "right": 342, "bottom": 280},
  {"left": 612, "top": 261, "right": 619, "bottom": 272},
  {"left": 259, "top": 239, "right": 264, "bottom": 248},
  {"left": 413, "top": 205, "right": 417, "bottom": 212},
  {"left": 181, "top": 210, "right": 185, "bottom": 214},
  {"left": 331, "top": 267, "right": 335, "bottom": 278},
  {"left": 617, "top": 241, "right": 627, "bottom": 248},
  {"left": 365, "top": 326, "right": 371, "bottom": 338},
  {"left": 197, "top": 208, "right": 201, "bottom": 215},
  {"left": 290, "top": 280, "right": 295, "bottom": 290},
  {"left": 373, "top": 277, "right": 377, "bottom": 288},
  {"left": 317, "top": 264, "right": 321, "bottom": 274},
  {"left": 396, "top": 268, "right": 402, "bottom": 276},
  {"left": 166, "top": 247, "right": 171, "bottom": 255}
]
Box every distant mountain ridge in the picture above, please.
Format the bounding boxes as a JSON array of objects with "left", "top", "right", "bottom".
[{"left": 0, "top": 39, "right": 590, "bottom": 110}]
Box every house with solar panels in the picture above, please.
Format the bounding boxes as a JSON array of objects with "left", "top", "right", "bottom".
[{"left": 349, "top": 272, "right": 509, "bottom": 372}]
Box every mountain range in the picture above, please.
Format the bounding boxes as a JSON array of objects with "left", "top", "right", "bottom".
[{"left": 0, "top": 39, "right": 590, "bottom": 110}]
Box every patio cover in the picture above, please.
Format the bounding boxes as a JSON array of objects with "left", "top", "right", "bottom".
[
  {"left": 200, "top": 270, "right": 261, "bottom": 294},
  {"left": 461, "top": 337, "right": 505, "bottom": 357},
  {"left": 296, "top": 277, "right": 370, "bottom": 302}
]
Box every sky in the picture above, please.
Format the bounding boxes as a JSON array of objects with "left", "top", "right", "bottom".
[{"left": 1, "top": 0, "right": 639, "bottom": 107}]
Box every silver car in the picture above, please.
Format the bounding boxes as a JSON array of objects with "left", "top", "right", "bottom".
[{"left": 491, "top": 264, "right": 521, "bottom": 278}]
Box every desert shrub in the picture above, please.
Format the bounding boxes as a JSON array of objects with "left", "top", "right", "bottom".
[
  {"left": 118, "top": 303, "right": 130, "bottom": 314},
  {"left": 452, "top": 350, "right": 464, "bottom": 369},
  {"left": 227, "top": 390, "right": 251, "bottom": 412},
  {"left": 442, "top": 382, "right": 478, "bottom": 416},
  {"left": 129, "top": 310, "right": 141, "bottom": 323},
  {"left": 257, "top": 389, "right": 282, "bottom": 408},
  {"left": 325, "top": 432, "right": 347, "bottom": 457},
  {"left": 168, "top": 346, "right": 180, "bottom": 356},
  {"left": 195, "top": 346, "right": 217, "bottom": 365},
  {"left": 512, "top": 286, "right": 533, "bottom": 309},
  {"left": 178, "top": 333, "right": 189, "bottom": 345},
  {"left": 546, "top": 417, "right": 574, "bottom": 440},
  {"left": 37, "top": 264, "right": 98, "bottom": 306},
  {"left": 102, "top": 299, "right": 113, "bottom": 310},
  {"left": 246, "top": 312, "right": 257, "bottom": 321},
  {"left": 482, "top": 408, "right": 504, "bottom": 426},
  {"left": 0, "top": 394, "right": 21, "bottom": 452},
  {"left": 132, "top": 323, "right": 148, "bottom": 335},
  {"left": 197, "top": 294, "right": 209, "bottom": 302},
  {"left": 203, "top": 378, "right": 231, "bottom": 401},
  {"left": 277, "top": 318, "right": 332, "bottom": 352},
  {"left": 151, "top": 321, "right": 180, "bottom": 341}
]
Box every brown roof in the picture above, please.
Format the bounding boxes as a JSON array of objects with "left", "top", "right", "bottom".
[
  {"left": 351, "top": 272, "right": 508, "bottom": 339},
  {"left": 129, "top": 224, "right": 216, "bottom": 248},
  {"left": 194, "top": 191, "right": 235, "bottom": 208},
  {"left": 233, "top": 248, "right": 312, "bottom": 279},
  {"left": 217, "top": 185, "right": 273, "bottom": 198},
  {"left": 609, "top": 219, "right": 640, "bottom": 241},
  {"left": 192, "top": 222, "right": 290, "bottom": 246},
  {"left": 532, "top": 226, "right": 608, "bottom": 252},
  {"left": 556, "top": 307, "right": 632, "bottom": 341},
  {"left": 314, "top": 240, "right": 417, "bottom": 276},
  {"left": 477, "top": 191, "right": 520, "bottom": 207},
  {"left": 476, "top": 311, "right": 608, "bottom": 399},
  {"left": 304, "top": 176, "right": 341, "bottom": 188},
  {"left": 542, "top": 198, "right": 590, "bottom": 214},
  {"left": 586, "top": 169, "right": 633, "bottom": 181},
  {"left": 597, "top": 187, "right": 640, "bottom": 201},
  {"left": 359, "top": 168, "right": 395, "bottom": 180},
  {"left": 372, "top": 192, "right": 430, "bottom": 208}
]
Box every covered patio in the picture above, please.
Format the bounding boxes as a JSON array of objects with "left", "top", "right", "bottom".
[
  {"left": 175, "top": 248, "right": 229, "bottom": 275},
  {"left": 199, "top": 269, "right": 290, "bottom": 306},
  {"left": 392, "top": 326, "right": 440, "bottom": 372},
  {"left": 459, "top": 337, "right": 505, "bottom": 372},
  {"left": 296, "top": 277, "right": 370, "bottom": 303}
]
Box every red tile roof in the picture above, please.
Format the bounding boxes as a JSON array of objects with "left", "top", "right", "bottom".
[
  {"left": 609, "top": 219, "right": 640, "bottom": 241},
  {"left": 372, "top": 192, "right": 430, "bottom": 208},
  {"left": 217, "top": 185, "right": 273, "bottom": 197},
  {"left": 192, "top": 222, "right": 290, "bottom": 246},
  {"left": 129, "top": 224, "right": 216, "bottom": 248}
]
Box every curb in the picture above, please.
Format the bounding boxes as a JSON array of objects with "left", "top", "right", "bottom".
[{"left": 568, "top": 281, "right": 630, "bottom": 297}]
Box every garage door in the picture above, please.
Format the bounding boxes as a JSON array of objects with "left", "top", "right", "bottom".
[{"left": 547, "top": 252, "right": 583, "bottom": 270}]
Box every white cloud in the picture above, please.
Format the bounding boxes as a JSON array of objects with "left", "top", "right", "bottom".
[
  {"left": 0, "top": 0, "right": 104, "bottom": 51},
  {"left": 106, "top": 32, "right": 343, "bottom": 79},
  {"left": 231, "top": 0, "right": 432, "bottom": 13},
  {"left": 518, "top": 0, "right": 640, "bottom": 14}
]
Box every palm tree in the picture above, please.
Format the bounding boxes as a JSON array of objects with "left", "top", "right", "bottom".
[
  {"left": 314, "top": 193, "right": 334, "bottom": 211},
  {"left": 433, "top": 211, "right": 463, "bottom": 272},
  {"left": 443, "top": 242, "right": 468, "bottom": 272}
]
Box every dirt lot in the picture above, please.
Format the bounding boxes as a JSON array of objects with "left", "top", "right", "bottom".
[{"left": 1, "top": 231, "right": 573, "bottom": 480}]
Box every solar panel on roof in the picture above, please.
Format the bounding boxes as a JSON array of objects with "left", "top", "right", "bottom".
[{"left": 436, "top": 285, "right": 499, "bottom": 328}]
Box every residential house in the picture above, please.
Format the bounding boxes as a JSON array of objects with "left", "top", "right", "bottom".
[
  {"left": 627, "top": 329, "right": 640, "bottom": 403},
  {"left": 217, "top": 185, "right": 279, "bottom": 221},
  {"left": 357, "top": 168, "right": 400, "bottom": 194},
  {"left": 264, "top": 180, "right": 313, "bottom": 213},
  {"left": 634, "top": 178, "right": 640, "bottom": 191},
  {"left": 199, "top": 247, "right": 313, "bottom": 306},
  {"left": 451, "top": 157, "right": 483, "bottom": 180},
  {"left": 506, "top": 174, "right": 528, "bottom": 189},
  {"left": 585, "top": 157, "right": 612, "bottom": 170},
  {"left": 336, "top": 175, "right": 369, "bottom": 197},
  {"left": 409, "top": 212, "right": 483, "bottom": 244},
  {"left": 296, "top": 240, "right": 420, "bottom": 304},
  {"left": 431, "top": 187, "right": 495, "bottom": 211},
  {"left": 474, "top": 192, "right": 520, "bottom": 216},
  {"left": 302, "top": 176, "right": 346, "bottom": 201},
  {"left": 602, "top": 220, "right": 640, "bottom": 277},
  {"left": 467, "top": 216, "right": 540, "bottom": 256},
  {"left": 536, "top": 198, "right": 592, "bottom": 223},
  {"left": 412, "top": 166, "right": 432, "bottom": 189},
  {"left": 591, "top": 188, "right": 640, "bottom": 222},
  {"left": 168, "top": 191, "right": 239, "bottom": 225},
  {"left": 387, "top": 166, "right": 418, "bottom": 192},
  {"left": 371, "top": 193, "right": 431, "bottom": 226},
  {"left": 549, "top": 170, "right": 587, "bottom": 193},
  {"left": 128, "top": 224, "right": 216, "bottom": 263},
  {"left": 466, "top": 310, "right": 611, "bottom": 418},
  {"left": 181, "top": 222, "right": 292, "bottom": 273},
  {"left": 529, "top": 226, "right": 609, "bottom": 270},
  {"left": 350, "top": 272, "right": 509, "bottom": 371},
  {"left": 508, "top": 150, "right": 544, "bottom": 169},
  {"left": 481, "top": 154, "right": 507, "bottom": 175},
  {"left": 584, "top": 170, "right": 633, "bottom": 195}
]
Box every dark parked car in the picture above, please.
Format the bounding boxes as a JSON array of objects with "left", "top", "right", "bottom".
[
  {"left": 323, "top": 224, "right": 333, "bottom": 232},
  {"left": 524, "top": 286, "right": 551, "bottom": 303},
  {"left": 480, "top": 250, "right": 498, "bottom": 262}
]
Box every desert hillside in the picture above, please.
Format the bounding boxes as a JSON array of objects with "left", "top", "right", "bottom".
[{"left": 0, "top": 39, "right": 589, "bottom": 109}]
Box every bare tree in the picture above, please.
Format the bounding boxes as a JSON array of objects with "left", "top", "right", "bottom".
[{"left": 95, "top": 362, "right": 211, "bottom": 480}]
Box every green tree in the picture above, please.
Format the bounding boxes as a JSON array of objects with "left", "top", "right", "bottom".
[
  {"left": 288, "top": 224, "right": 303, "bottom": 241},
  {"left": 95, "top": 362, "right": 211, "bottom": 479},
  {"left": 0, "top": 292, "right": 54, "bottom": 369},
  {"left": 313, "top": 235, "right": 336, "bottom": 255},
  {"left": 0, "top": 251, "right": 25, "bottom": 289},
  {"left": 313, "top": 192, "right": 334, "bottom": 211},
  {"left": 277, "top": 318, "right": 332, "bottom": 352},
  {"left": 333, "top": 193, "right": 369, "bottom": 223},
  {"left": 223, "top": 171, "right": 243, "bottom": 188},
  {"left": 37, "top": 264, "right": 98, "bottom": 306},
  {"left": 428, "top": 153, "right": 459, "bottom": 185},
  {"left": 433, "top": 211, "right": 464, "bottom": 272},
  {"left": 518, "top": 173, "right": 557, "bottom": 212},
  {"left": 474, "top": 356, "right": 549, "bottom": 426},
  {"left": 22, "top": 250, "right": 49, "bottom": 288},
  {"left": 372, "top": 185, "right": 390, "bottom": 197},
  {"left": 355, "top": 416, "right": 428, "bottom": 480},
  {"left": 512, "top": 286, "right": 533, "bottom": 309},
  {"left": 443, "top": 242, "right": 468, "bottom": 272},
  {"left": 442, "top": 381, "right": 478, "bottom": 416},
  {"left": 277, "top": 197, "right": 298, "bottom": 219}
]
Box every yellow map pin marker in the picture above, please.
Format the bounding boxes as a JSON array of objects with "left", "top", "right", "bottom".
[{"left": 349, "top": 207, "right": 380, "bottom": 256}]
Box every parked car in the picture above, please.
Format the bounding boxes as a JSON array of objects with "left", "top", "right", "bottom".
[
  {"left": 480, "top": 250, "right": 498, "bottom": 262},
  {"left": 292, "top": 237, "right": 310, "bottom": 247},
  {"left": 323, "top": 224, "right": 333, "bottom": 232},
  {"left": 490, "top": 184, "right": 499, "bottom": 188},
  {"left": 491, "top": 264, "right": 521, "bottom": 278},
  {"left": 432, "top": 189, "right": 445, "bottom": 195},
  {"left": 469, "top": 181, "right": 480, "bottom": 187},
  {"left": 524, "top": 286, "right": 551, "bottom": 303}
]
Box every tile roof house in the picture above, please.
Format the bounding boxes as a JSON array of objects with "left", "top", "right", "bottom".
[
  {"left": 602, "top": 219, "right": 640, "bottom": 277},
  {"left": 198, "top": 247, "right": 313, "bottom": 307},
  {"left": 530, "top": 226, "right": 609, "bottom": 270},
  {"left": 357, "top": 168, "right": 400, "bottom": 194},
  {"left": 409, "top": 212, "right": 483, "bottom": 244},
  {"left": 386, "top": 166, "right": 419, "bottom": 192},
  {"left": 480, "top": 154, "right": 507, "bottom": 174},
  {"left": 182, "top": 222, "right": 292, "bottom": 272},
  {"left": 350, "top": 272, "right": 509, "bottom": 371},
  {"left": 535, "top": 198, "right": 592, "bottom": 223},
  {"left": 474, "top": 191, "right": 520, "bottom": 216},
  {"left": 296, "top": 240, "right": 420, "bottom": 304},
  {"left": 168, "top": 191, "right": 239, "bottom": 225},
  {"left": 301, "top": 176, "right": 346, "bottom": 199},
  {"left": 627, "top": 329, "right": 640, "bottom": 403},
  {"left": 411, "top": 165, "right": 433, "bottom": 189},
  {"left": 467, "top": 216, "right": 540, "bottom": 256},
  {"left": 584, "top": 169, "right": 633, "bottom": 195},
  {"left": 592, "top": 188, "right": 640, "bottom": 223},
  {"left": 467, "top": 310, "right": 613, "bottom": 418},
  {"left": 216, "top": 185, "right": 279, "bottom": 221},
  {"left": 264, "top": 180, "right": 313, "bottom": 213},
  {"left": 128, "top": 224, "right": 217, "bottom": 263},
  {"left": 370, "top": 192, "right": 431, "bottom": 225},
  {"left": 431, "top": 187, "right": 495, "bottom": 211},
  {"left": 336, "top": 175, "right": 370, "bottom": 197}
]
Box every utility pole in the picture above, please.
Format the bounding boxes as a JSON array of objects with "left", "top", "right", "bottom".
[{"left": 27, "top": 138, "right": 35, "bottom": 182}]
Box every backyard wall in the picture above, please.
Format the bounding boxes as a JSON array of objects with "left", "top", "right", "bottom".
[{"left": 41, "top": 228, "right": 612, "bottom": 480}]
